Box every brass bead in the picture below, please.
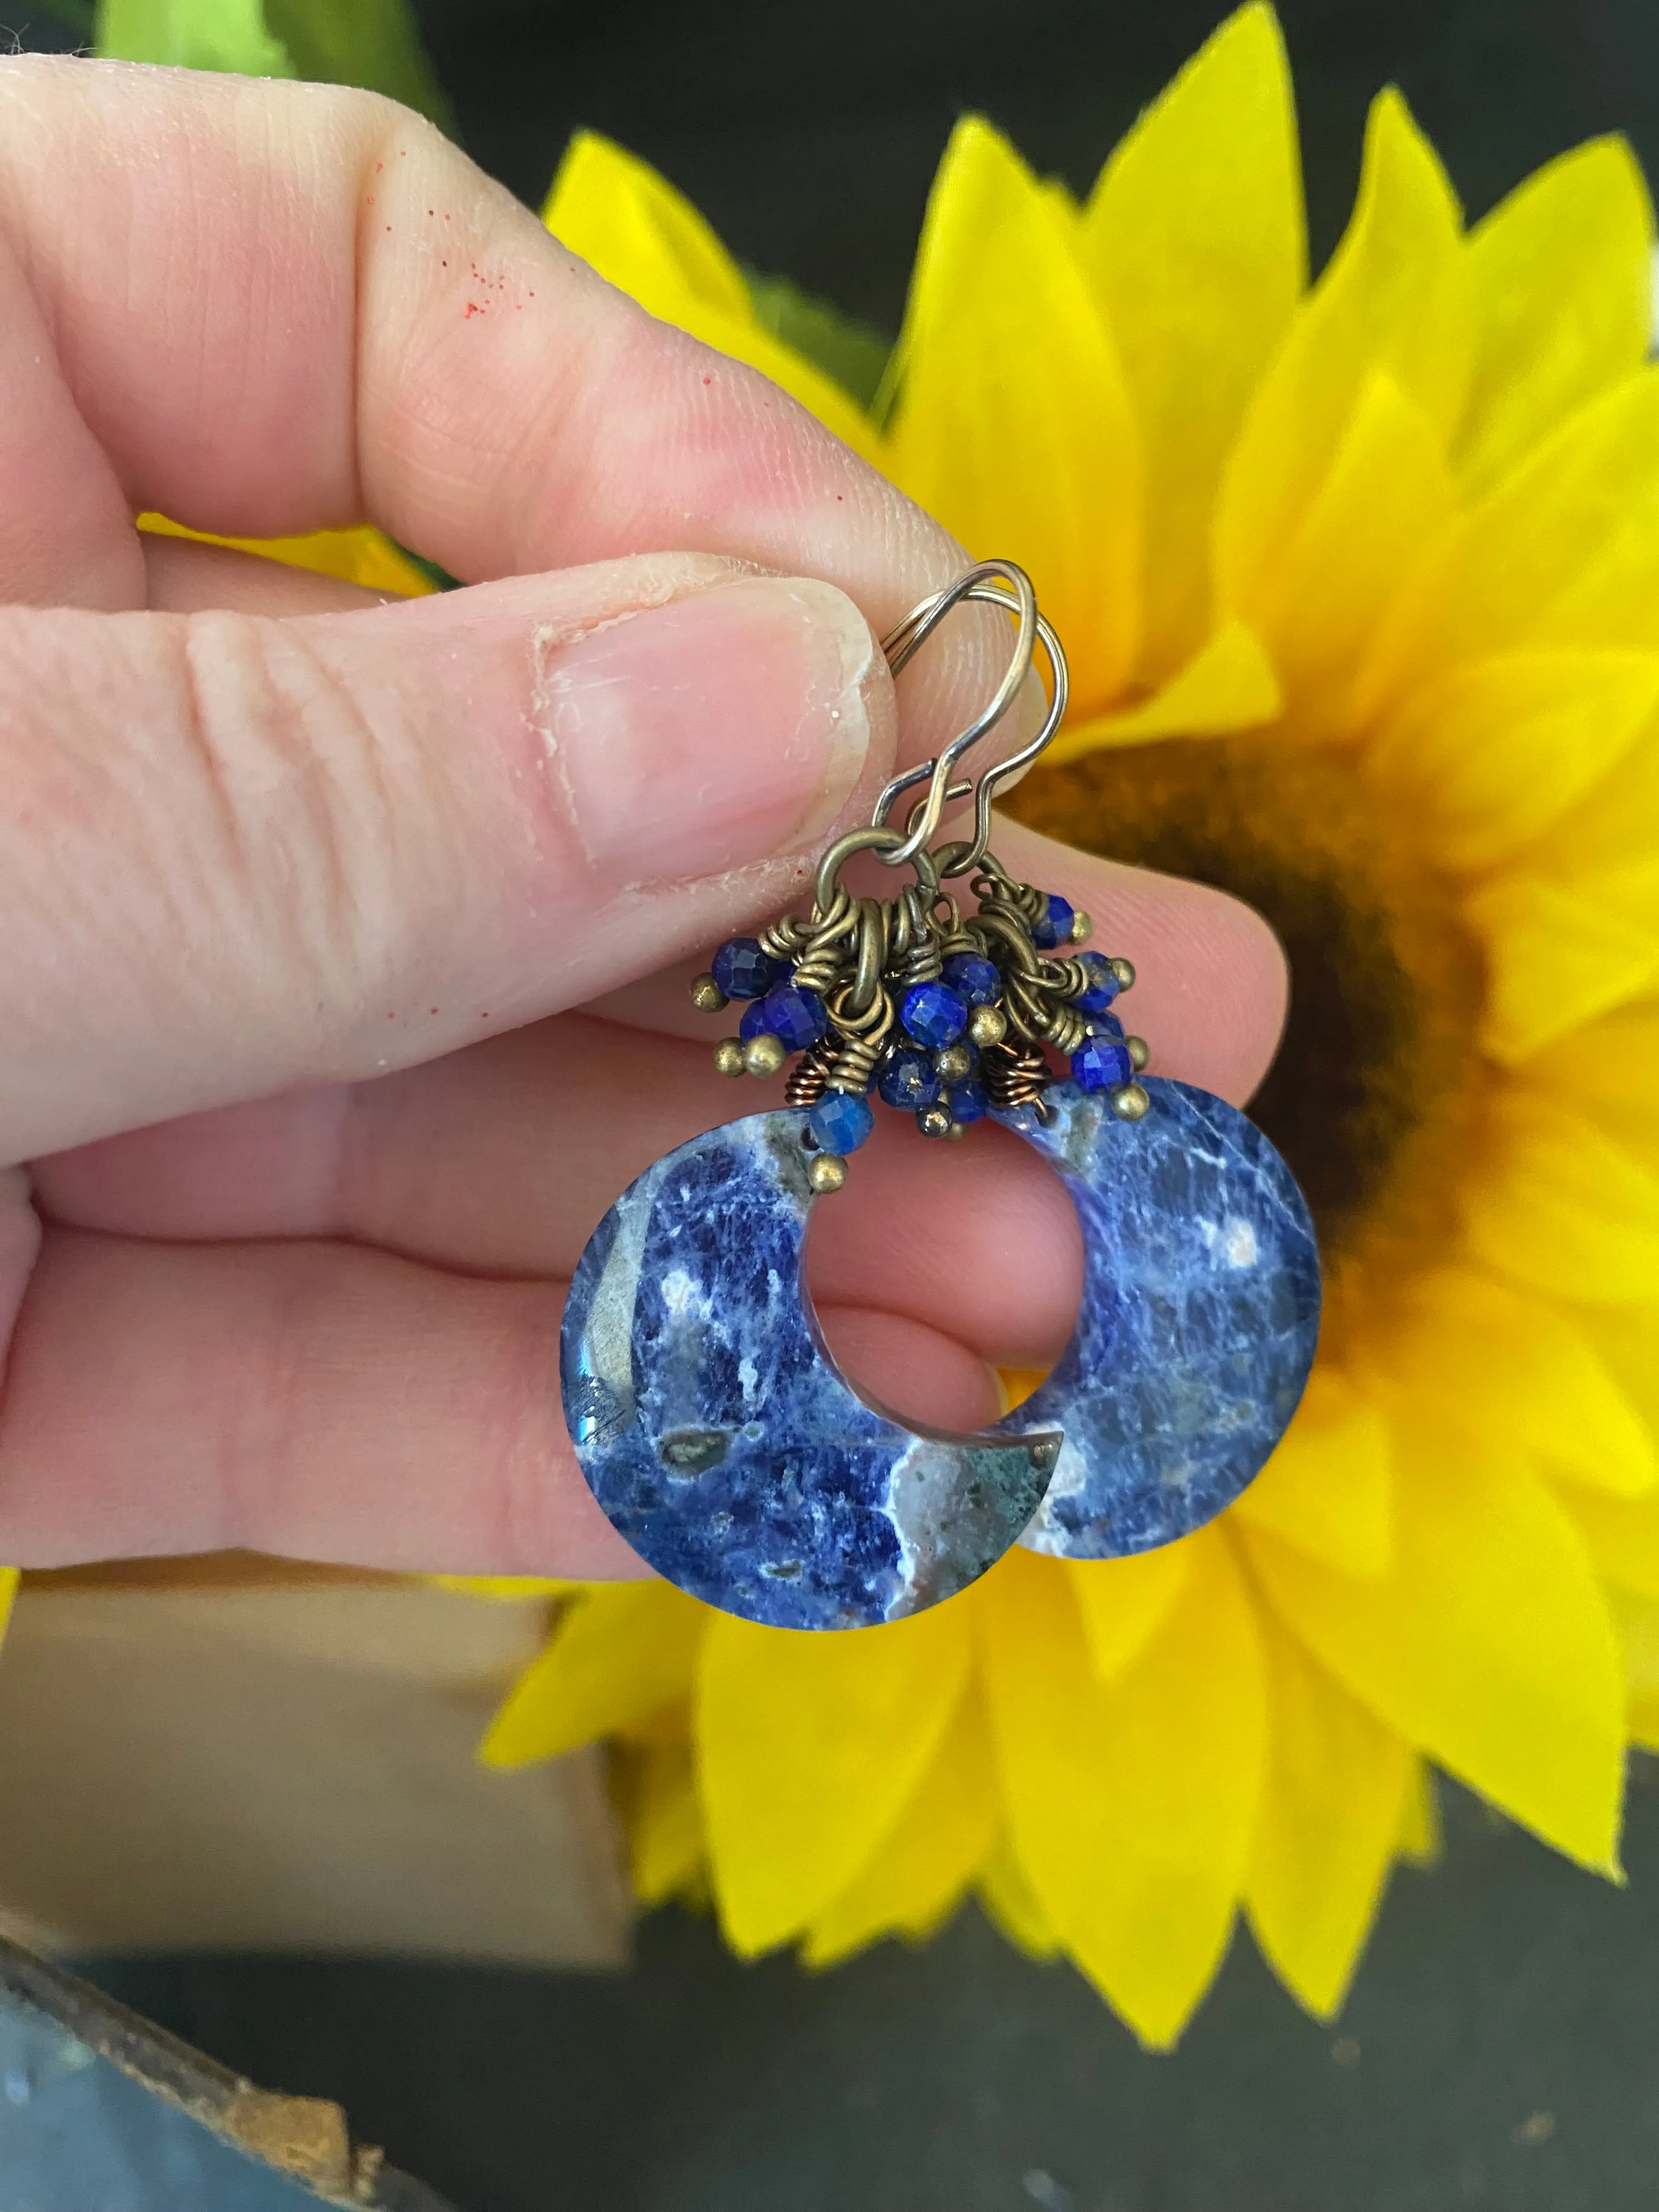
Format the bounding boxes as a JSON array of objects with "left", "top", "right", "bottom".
[
  {"left": 1069, "top": 910, "right": 1092, "bottom": 945},
  {"left": 1126, "top": 1035, "right": 1149, "bottom": 1071},
  {"left": 713, "top": 1038, "right": 746, "bottom": 1078},
  {"left": 916, "top": 1103, "right": 953, "bottom": 1139},
  {"left": 690, "top": 972, "right": 728, "bottom": 1013},
  {"left": 1110, "top": 957, "right": 1136, "bottom": 990},
  {"left": 968, "top": 1003, "right": 1007, "bottom": 1048},
  {"left": 808, "top": 1152, "right": 848, "bottom": 1194},
  {"left": 934, "top": 1042, "right": 974, "bottom": 1085},
  {"left": 1110, "top": 1081, "right": 1151, "bottom": 1121},
  {"left": 743, "top": 1032, "right": 788, "bottom": 1077}
]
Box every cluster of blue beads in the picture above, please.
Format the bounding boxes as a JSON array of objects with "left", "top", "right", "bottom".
[{"left": 708, "top": 881, "right": 1141, "bottom": 1154}]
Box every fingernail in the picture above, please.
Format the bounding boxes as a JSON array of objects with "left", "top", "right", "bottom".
[{"left": 533, "top": 576, "right": 878, "bottom": 883}]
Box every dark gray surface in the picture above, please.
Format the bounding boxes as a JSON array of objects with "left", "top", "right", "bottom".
[{"left": 84, "top": 1765, "right": 1659, "bottom": 2212}]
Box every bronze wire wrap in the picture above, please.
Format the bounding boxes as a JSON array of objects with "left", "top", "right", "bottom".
[{"left": 696, "top": 560, "right": 1148, "bottom": 1138}]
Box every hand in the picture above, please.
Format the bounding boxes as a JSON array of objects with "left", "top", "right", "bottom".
[{"left": 0, "top": 59, "right": 1286, "bottom": 1579}]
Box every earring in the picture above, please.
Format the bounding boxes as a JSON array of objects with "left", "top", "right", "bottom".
[{"left": 562, "top": 562, "right": 1321, "bottom": 1629}]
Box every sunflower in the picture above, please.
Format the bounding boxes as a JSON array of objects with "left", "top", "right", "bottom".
[{"left": 69, "top": 1, "right": 1658, "bottom": 2049}]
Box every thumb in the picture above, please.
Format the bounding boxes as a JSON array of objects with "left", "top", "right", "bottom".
[{"left": 2, "top": 552, "right": 889, "bottom": 1161}]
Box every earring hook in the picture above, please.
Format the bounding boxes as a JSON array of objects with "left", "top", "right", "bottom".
[{"left": 870, "top": 558, "right": 1069, "bottom": 874}]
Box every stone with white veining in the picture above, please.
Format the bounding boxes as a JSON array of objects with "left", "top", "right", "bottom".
[
  {"left": 561, "top": 1111, "right": 1058, "bottom": 1629},
  {"left": 991, "top": 1077, "right": 1321, "bottom": 1558}
]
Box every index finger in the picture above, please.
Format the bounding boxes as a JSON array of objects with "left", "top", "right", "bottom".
[{"left": 0, "top": 57, "right": 1001, "bottom": 759}]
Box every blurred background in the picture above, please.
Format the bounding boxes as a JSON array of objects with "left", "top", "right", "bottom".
[{"left": 5, "top": 2, "right": 1659, "bottom": 2207}]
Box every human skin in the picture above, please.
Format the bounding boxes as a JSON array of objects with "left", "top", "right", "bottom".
[{"left": 0, "top": 59, "right": 1286, "bottom": 1579}]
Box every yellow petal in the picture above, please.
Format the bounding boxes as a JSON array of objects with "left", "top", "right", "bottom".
[
  {"left": 1079, "top": 2, "right": 1304, "bottom": 680},
  {"left": 801, "top": 1688, "right": 999, "bottom": 1967},
  {"left": 543, "top": 132, "right": 876, "bottom": 458},
  {"left": 429, "top": 1576, "right": 580, "bottom": 1601},
  {"left": 1063, "top": 1541, "right": 1193, "bottom": 1679},
  {"left": 1229, "top": 1363, "right": 1394, "bottom": 1576},
  {"left": 1366, "top": 650, "right": 1659, "bottom": 874},
  {"left": 137, "top": 514, "right": 434, "bottom": 597},
  {"left": 545, "top": 129, "right": 752, "bottom": 327},
  {"left": 1245, "top": 1610, "right": 1410, "bottom": 2018},
  {"left": 976, "top": 1833, "right": 1063, "bottom": 1960},
  {"left": 1469, "top": 876, "right": 1659, "bottom": 1062},
  {"left": 1545, "top": 716, "right": 1659, "bottom": 883},
  {"left": 1582, "top": 1301, "right": 1659, "bottom": 1441},
  {"left": 981, "top": 1536, "right": 1266, "bottom": 2048},
  {"left": 1395, "top": 1756, "right": 1442, "bottom": 1865},
  {"left": 625, "top": 1738, "right": 707, "bottom": 1906},
  {"left": 1357, "top": 367, "right": 1659, "bottom": 718},
  {"left": 1459, "top": 1091, "right": 1659, "bottom": 1305},
  {"left": 478, "top": 1582, "right": 707, "bottom": 1768},
  {"left": 888, "top": 116, "right": 1141, "bottom": 714},
  {"left": 1242, "top": 1406, "right": 1624, "bottom": 1870},
  {"left": 1540, "top": 1003, "right": 1659, "bottom": 1177},
  {"left": 1457, "top": 138, "right": 1654, "bottom": 495},
  {"left": 1229, "top": 370, "right": 1457, "bottom": 735},
  {"left": 1216, "top": 89, "right": 1468, "bottom": 611},
  {"left": 697, "top": 1602, "right": 970, "bottom": 1955},
  {"left": 1048, "top": 619, "right": 1280, "bottom": 763},
  {"left": 1561, "top": 1487, "right": 1659, "bottom": 1602},
  {"left": 0, "top": 1567, "right": 16, "bottom": 1647},
  {"left": 1606, "top": 1586, "right": 1659, "bottom": 1750},
  {"left": 1391, "top": 1267, "right": 1659, "bottom": 1498}
]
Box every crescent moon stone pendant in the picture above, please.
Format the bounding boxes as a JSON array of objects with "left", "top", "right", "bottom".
[
  {"left": 560, "top": 559, "right": 1323, "bottom": 1628},
  {"left": 989, "top": 1078, "right": 1320, "bottom": 1557},
  {"left": 561, "top": 1110, "right": 1063, "bottom": 1630}
]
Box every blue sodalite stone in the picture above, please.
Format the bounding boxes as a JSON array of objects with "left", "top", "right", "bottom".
[
  {"left": 809, "top": 1090, "right": 874, "bottom": 1154},
  {"left": 877, "top": 1045, "right": 941, "bottom": 1110},
  {"left": 900, "top": 981, "right": 968, "bottom": 1048},
  {"left": 949, "top": 1077, "right": 989, "bottom": 1125},
  {"left": 711, "top": 936, "right": 777, "bottom": 1000},
  {"left": 1034, "top": 893, "right": 1075, "bottom": 949},
  {"left": 1075, "top": 952, "right": 1119, "bottom": 1014},
  {"left": 561, "top": 1111, "right": 1060, "bottom": 1628},
  {"left": 1071, "top": 1036, "right": 1133, "bottom": 1090},
  {"left": 943, "top": 953, "right": 1000, "bottom": 1005},
  {"left": 752, "top": 984, "right": 828, "bottom": 1051},
  {"left": 990, "top": 1078, "right": 1321, "bottom": 1558}
]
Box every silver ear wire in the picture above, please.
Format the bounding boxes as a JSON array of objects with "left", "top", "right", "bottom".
[{"left": 871, "top": 558, "right": 1069, "bottom": 876}]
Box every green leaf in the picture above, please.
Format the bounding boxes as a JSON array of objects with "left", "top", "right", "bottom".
[
  {"left": 262, "top": 0, "right": 455, "bottom": 131},
  {"left": 743, "top": 270, "right": 892, "bottom": 415},
  {"left": 95, "top": 0, "right": 295, "bottom": 74}
]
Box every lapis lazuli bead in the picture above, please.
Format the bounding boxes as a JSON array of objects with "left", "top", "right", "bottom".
[
  {"left": 942, "top": 953, "right": 1000, "bottom": 1005},
  {"left": 1072, "top": 1036, "right": 1133, "bottom": 1091},
  {"left": 1034, "top": 893, "right": 1075, "bottom": 950},
  {"left": 738, "top": 998, "right": 771, "bottom": 1042},
  {"left": 900, "top": 980, "right": 968, "bottom": 1048},
  {"left": 755, "top": 984, "right": 828, "bottom": 1051},
  {"left": 877, "top": 1045, "right": 943, "bottom": 1110},
  {"left": 809, "top": 1089, "right": 875, "bottom": 1155},
  {"left": 949, "top": 1077, "right": 989, "bottom": 1125},
  {"left": 1087, "top": 1011, "right": 1126, "bottom": 1042},
  {"left": 1075, "top": 952, "right": 1119, "bottom": 1014},
  {"left": 711, "top": 936, "right": 778, "bottom": 1001}
]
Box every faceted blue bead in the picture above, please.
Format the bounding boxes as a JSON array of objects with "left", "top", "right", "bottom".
[
  {"left": 755, "top": 984, "right": 828, "bottom": 1052},
  {"left": 1075, "top": 951, "right": 1120, "bottom": 1014},
  {"left": 1087, "top": 1011, "right": 1126, "bottom": 1041},
  {"left": 877, "top": 1045, "right": 943, "bottom": 1110},
  {"left": 1033, "top": 893, "right": 1075, "bottom": 950},
  {"left": 809, "top": 1089, "right": 875, "bottom": 1155},
  {"left": 942, "top": 952, "right": 1000, "bottom": 1005},
  {"left": 900, "top": 980, "right": 969, "bottom": 1048},
  {"left": 1072, "top": 1036, "right": 1133, "bottom": 1091},
  {"left": 949, "top": 1077, "right": 989, "bottom": 1125},
  {"left": 711, "top": 936, "right": 778, "bottom": 1000},
  {"left": 738, "top": 998, "right": 771, "bottom": 1041}
]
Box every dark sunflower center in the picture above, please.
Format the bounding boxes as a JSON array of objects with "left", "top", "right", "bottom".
[{"left": 1004, "top": 736, "right": 1488, "bottom": 1342}]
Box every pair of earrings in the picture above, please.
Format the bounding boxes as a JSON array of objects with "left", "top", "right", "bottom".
[{"left": 562, "top": 563, "right": 1320, "bottom": 1629}]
